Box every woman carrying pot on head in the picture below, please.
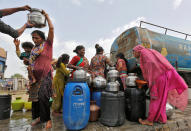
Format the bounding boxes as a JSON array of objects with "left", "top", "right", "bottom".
[
  {"left": 67, "top": 45, "right": 90, "bottom": 78},
  {"left": 90, "top": 44, "right": 112, "bottom": 79},
  {"left": 28, "top": 10, "right": 54, "bottom": 129},
  {"left": 133, "top": 45, "right": 188, "bottom": 126},
  {"left": 115, "top": 52, "right": 128, "bottom": 90},
  {"left": 52, "top": 54, "right": 70, "bottom": 116}
]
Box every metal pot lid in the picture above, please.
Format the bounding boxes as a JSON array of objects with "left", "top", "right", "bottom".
[
  {"left": 30, "top": 8, "right": 42, "bottom": 12},
  {"left": 109, "top": 66, "right": 116, "bottom": 70}
]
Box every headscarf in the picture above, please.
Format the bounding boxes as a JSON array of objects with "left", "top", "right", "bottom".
[{"left": 133, "top": 45, "right": 173, "bottom": 87}]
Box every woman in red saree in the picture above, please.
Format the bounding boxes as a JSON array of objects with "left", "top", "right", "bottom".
[
  {"left": 133, "top": 45, "right": 188, "bottom": 126},
  {"left": 67, "top": 45, "right": 89, "bottom": 78}
]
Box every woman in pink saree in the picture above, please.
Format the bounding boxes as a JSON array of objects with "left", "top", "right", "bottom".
[{"left": 133, "top": 45, "right": 188, "bottom": 126}]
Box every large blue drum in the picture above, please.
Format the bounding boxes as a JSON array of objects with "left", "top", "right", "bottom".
[{"left": 63, "top": 82, "right": 90, "bottom": 130}]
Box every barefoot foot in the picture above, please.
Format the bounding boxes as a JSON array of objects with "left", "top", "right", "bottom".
[
  {"left": 31, "top": 118, "right": 40, "bottom": 126},
  {"left": 45, "top": 120, "right": 52, "bottom": 129},
  {"left": 138, "top": 118, "right": 153, "bottom": 126}
]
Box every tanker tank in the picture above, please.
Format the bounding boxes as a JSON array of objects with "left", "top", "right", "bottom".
[{"left": 110, "top": 21, "right": 191, "bottom": 87}]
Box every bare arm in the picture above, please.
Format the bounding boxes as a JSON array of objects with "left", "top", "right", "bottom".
[
  {"left": 106, "top": 57, "right": 113, "bottom": 67},
  {"left": 42, "top": 10, "right": 54, "bottom": 43},
  {"left": 13, "top": 39, "right": 21, "bottom": 57},
  {"left": 13, "top": 39, "right": 20, "bottom": 51},
  {"left": 16, "top": 23, "right": 27, "bottom": 37},
  {"left": 0, "top": 5, "right": 31, "bottom": 17},
  {"left": 17, "top": 21, "right": 34, "bottom": 37},
  {"left": 116, "top": 61, "right": 123, "bottom": 71},
  {"left": 67, "top": 63, "right": 80, "bottom": 70}
]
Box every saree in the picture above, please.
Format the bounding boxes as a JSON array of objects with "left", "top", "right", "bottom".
[
  {"left": 116, "top": 58, "right": 128, "bottom": 90},
  {"left": 90, "top": 54, "right": 107, "bottom": 79},
  {"left": 69, "top": 56, "right": 89, "bottom": 78},
  {"left": 52, "top": 63, "right": 70, "bottom": 112},
  {"left": 133, "top": 45, "right": 188, "bottom": 123},
  {"left": 29, "top": 40, "right": 53, "bottom": 122}
]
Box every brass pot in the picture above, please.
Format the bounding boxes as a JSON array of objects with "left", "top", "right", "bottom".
[{"left": 89, "top": 101, "right": 100, "bottom": 122}]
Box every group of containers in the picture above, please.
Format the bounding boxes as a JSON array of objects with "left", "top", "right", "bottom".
[
  {"left": 63, "top": 70, "right": 90, "bottom": 130},
  {"left": 0, "top": 96, "right": 32, "bottom": 120},
  {"left": 99, "top": 67, "right": 126, "bottom": 126},
  {"left": 62, "top": 67, "right": 148, "bottom": 130}
]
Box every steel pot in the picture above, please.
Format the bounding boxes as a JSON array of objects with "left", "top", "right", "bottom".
[
  {"left": 73, "top": 69, "right": 87, "bottom": 81},
  {"left": 27, "top": 8, "right": 46, "bottom": 28},
  {"left": 93, "top": 76, "right": 106, "bottom": 89},
  {"left": 107, "top": 67, "right": 119, "bottom": 82},
  {"left": 166, "top": 103, "right": 174, "bottom": 119},
  {"left": 106, "top": 81, "right": 120, "bottom": 92},
  {"left": 125, "top": 73, "right": 138, "bottom": 86},
  {"left": 146, "top": 100, "right": 174, "bottom": 119},
  {"left": 86, "top": 72, "right": 92, "bottom": 85}
]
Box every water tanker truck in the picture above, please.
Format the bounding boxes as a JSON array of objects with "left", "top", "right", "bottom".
[{"left": 110, "top": 21, "right": 191, "bottom": 87}]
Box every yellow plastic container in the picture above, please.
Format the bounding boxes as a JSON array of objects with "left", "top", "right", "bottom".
[
  {"left": 11, "top": 97, "right": 24, "bottom": 111},
  {"left": 24, "top": 102, "right": 32, "bottom": 110}
]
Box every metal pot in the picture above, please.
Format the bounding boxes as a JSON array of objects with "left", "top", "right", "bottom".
[
  {"left": 27, "top": 8, "right": 46, "bottom": 28},
  {"left": 86, "top": 72, "right": 92, "bottom": 85},
  {"left": 107, "top": 67, "right": 119, "bottom": 82},
  {"left": 146, "top": 99, "right": 174, "bottom": 119},
  {"left": 166, "top": 103, "right": 174, "bottom": 119},
  {"left": 73, "top": 69, "right": 87, "bottom": 81},
  {"left": 93, "top": 76, "right": 106, "bottom": 89},
  {"left": 106, "top": 81, "right": 120, "bottom": 92},
  {"left": 125, "top": 73, "right": 138, "bottom": 86}
]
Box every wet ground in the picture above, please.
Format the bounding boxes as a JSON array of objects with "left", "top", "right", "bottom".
[
  {"left": 0, "top": 100, "right": 191, "bottom": 131},
  {"left": 0, "top": 90, "right": 191, "bottom": 131}
]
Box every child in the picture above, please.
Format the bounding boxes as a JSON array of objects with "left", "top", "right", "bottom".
[
  {"left": 52, "top": 54, "right": 70, "bottom": 116},
  {"left": 13, "top": 39, "right": 36, "bottom": 85}
]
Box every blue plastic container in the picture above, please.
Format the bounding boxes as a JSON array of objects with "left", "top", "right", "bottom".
[
  {"left": 63, "top": 82, "right": 90, "bottom": 130},
  {"left": 92, "top": 91, "right": 101, "bottom": 107}
]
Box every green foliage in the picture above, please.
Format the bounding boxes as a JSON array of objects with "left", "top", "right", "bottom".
[{"left": 11, "top": 73, "right": 24, "bottom": 78}]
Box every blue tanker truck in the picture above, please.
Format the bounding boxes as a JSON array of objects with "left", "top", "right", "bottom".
[{"left": 110, "top": 21, "right": 191, "bottom": 87}]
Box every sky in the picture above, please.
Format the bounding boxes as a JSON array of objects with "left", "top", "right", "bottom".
[{"left": 0, "top": 0, "right": 191, "bottom": 78}]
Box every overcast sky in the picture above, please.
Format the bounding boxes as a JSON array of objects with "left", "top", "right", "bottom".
[{"left": 0, "top": 0, "right": 190, "bottom": 78}]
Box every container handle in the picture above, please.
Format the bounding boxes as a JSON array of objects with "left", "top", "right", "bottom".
[{"left": 72, "top": 87, "right": 83, "bottom": 95}]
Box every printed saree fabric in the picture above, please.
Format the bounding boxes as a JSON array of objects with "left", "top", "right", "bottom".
[{"left": 90, "top": 54, "right": 107, "bottom": 78}]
